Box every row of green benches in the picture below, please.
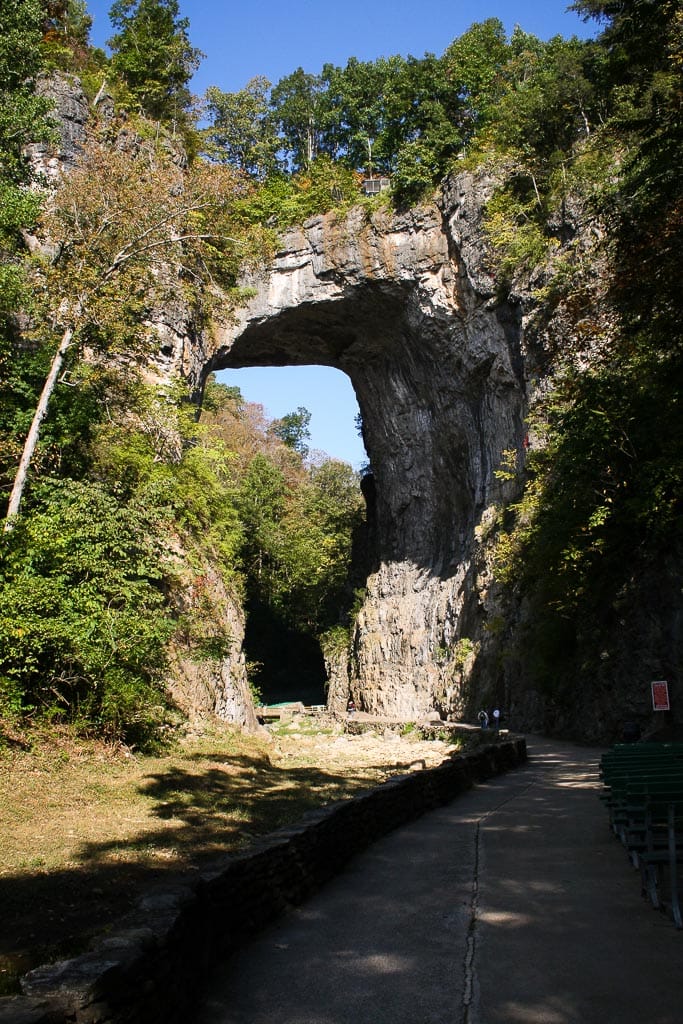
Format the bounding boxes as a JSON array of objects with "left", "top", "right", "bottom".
[{"left": 600, "top": 742, "right": 683, "bottom": 929}]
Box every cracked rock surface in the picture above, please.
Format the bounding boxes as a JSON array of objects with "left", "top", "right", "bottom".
[{"left": 190, "top": 180, "right": 525, "bottom": 721}]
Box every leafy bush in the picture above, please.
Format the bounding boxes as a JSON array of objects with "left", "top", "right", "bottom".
[
  {"left": 0, "top": 478, "right": 175, "bottom": 745},
  {"left": 235, "top": 157, "right": 361, "bottom": 229}
]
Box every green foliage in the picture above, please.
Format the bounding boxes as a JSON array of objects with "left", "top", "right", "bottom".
[
  {"left": 32, "top": 138, "right": 259, "bottom": 353},
  {"left": 319, "top": 625, "right": 350, "bottom": 658},
  {"left": 269, "top": 406, "right": 311, "bottom": 456},
  {"left": 491, "top": 33, "right": 597, "bottom": 163},
  {"left": 9, "top": 3, "right": 679, "bottom": 737},
  {"left": 483, "top": 179, "right": 555, "bottom": 282},
  {"left": 453, "top": 638, "right": 477, "bottom": 669},
  {"left": 108, "top": 0, "right": 203, "bottom": 124},
  {"left": 442, "top": 18, "right": 509, "bottom": 136},
  {"left": 0, "top": 0, "right": 54, "bottom": 325},
  {"left": 0, "top": 0, "right": 54, "bottom": 181},
  {"left": 0, "top": 478, "right": 174, "bottom": 745},
  {"left": 203, "top": 77, "right": 278, "bottom": 179},
  {"left": 234, "top": 445, "right": 364, "bottom": 637},
  {"left": 270, "top": 67, "right": 330, "bottom": 171},
  {"left": 41, "top": 0, "right": 94, "bottom": 70},
  {"left": 234, "top": 157, "right": 361, "bottom": 230},
  {"left": 494, "top": 337, "right": 683, "bottom": 692}
]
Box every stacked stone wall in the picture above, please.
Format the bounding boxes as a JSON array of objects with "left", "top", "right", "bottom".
[{"left": 1, "top": 738, "right": 526, "bottom": 1024}]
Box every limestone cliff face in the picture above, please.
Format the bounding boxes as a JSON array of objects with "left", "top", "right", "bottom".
[
  {"left": 167, "top": 557, "right": 261, "bottom": 732},
  {"left": 186, "top": 175, "right": 528, "bottom": 722}
]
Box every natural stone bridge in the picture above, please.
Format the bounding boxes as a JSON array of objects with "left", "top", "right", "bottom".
[{"left": 182, "top": 172, "right": 528, "bottom": 721}]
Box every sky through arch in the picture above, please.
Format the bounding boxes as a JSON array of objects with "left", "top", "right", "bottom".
[{"left": 215, "top": 365, "right": 367, "bottom": 468}]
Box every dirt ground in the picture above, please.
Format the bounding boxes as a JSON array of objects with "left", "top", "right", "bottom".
[{"left": 0, "top": 716, "right": 460, "bottom": 993}]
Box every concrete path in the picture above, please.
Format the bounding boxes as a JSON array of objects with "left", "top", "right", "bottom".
[{"left": 195, "top": 737, "right": 683, "bottom": 1024}]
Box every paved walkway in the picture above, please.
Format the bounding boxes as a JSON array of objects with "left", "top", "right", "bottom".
[{"left": 195, "top": 737, "right": 682, "bottom": 1024}]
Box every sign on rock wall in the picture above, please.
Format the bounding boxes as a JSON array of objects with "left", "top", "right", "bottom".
[{"left": 651, "top": 680, "right": 670, "bottom": 712}]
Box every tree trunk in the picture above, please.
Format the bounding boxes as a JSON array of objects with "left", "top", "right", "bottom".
[{"left": 3, "top": 323, "right": 76, "bottom": 531}]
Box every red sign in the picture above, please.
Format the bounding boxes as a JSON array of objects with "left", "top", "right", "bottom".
[{"left": 651, "top": 680, "right": 670, "bottom": 711}]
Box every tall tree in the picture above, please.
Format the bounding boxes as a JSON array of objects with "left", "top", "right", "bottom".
[
  {"left": 442, "top": 18, "right": 509, "bottom": 140},
  {"left": 3, "top": 141, "right": 258, "bottom": 529},
  {"left": 492, "top": 32, "right": 597, "bottom": 163},
  {"left": 322, "top": 56, "right": 401, "bottom": 173},
  {"left": 269, "top": 406, "right": 311, "bottom": 457},
  {"left": 203, "top": 77, "right": 279, "bottom": 179},
  {"left": 108, "top": 0, "right": 203, "bottom": 123},
  {"left": 270, "top": 68, "right": 330, "bottom": 170}
]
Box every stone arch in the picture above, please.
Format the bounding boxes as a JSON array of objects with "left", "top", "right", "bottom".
[{"left": 189, "top": 191, "right": 526, "bottom": 719}]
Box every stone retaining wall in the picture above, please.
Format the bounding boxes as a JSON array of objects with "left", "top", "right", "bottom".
[{"left": 0, "top": 737, "right": 526, "bottom": 1024}]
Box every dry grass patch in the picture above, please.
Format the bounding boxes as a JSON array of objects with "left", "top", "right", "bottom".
[{"left": 0, "top": 716, "right": 458, "bottom": 992}]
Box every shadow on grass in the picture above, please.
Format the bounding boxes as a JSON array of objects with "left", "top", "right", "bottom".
[{"left": 0, "top": 751, "right": 420, "bottom": 989}]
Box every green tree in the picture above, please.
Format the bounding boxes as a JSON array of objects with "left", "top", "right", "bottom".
[
  {"left": 236, "top": 452, "right": 287, "bottom": 597},
  {"left": 571, "top": 0, "right": 679, "bottom": 89},
  {"left": 572, "top": 0, "right": 683, "bottom": 337},
  {"left": 203, "top": 77, "right": 279, "bottom": 179},
  {"left": 386, "top": 53, "right": 464, "bottom": 203},
  {"left": 0, "top": 477, "right": 174, "bottom": 743},
  {"left": 0, "top": 0, "right": 54, "bottom": 322},
  {"left": 269, "top": 406, "right": 312, "bottom": 456},
  {"left": 487, "top": 1, "right": 683, "bottom": 704},
  {"left": 442, "top": 18, "right": 509, "bottom": 139},
  {"left": 0, "top": 0, "right": 53, "bottom": 181},
  {"left": 41, "top": 0, "right": 93, "bottom": 68},
  {"left": 3, "top": 139, "right": 261, "bottom": 529},
  {"left": 108, "top": 0, "right": 203, "bottom": 123},
  {"left": 322, "top": 55, "right": 403, "bottom": 172},
  {"left": 270, "top": 67, "right": 331, "bottom": 170},
  {"left": 267, "top": 458, "right": 364, "bottom": 632},
  {"left": 492, "top": 32, "right": 597, "bottom": 162}
]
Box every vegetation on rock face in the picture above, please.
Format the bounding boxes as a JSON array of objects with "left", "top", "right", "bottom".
[
  {"left": 0, "top": 0, "right": 680, "bottom": 742},
  {"left": 0, "top": 4, "right": 365, "bottom": 741},
  {"left": 487, "top": 1, "right": 683, "bottom": 709}
]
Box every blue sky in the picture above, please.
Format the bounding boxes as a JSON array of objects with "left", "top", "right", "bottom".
[{"left": 84, "top": 1, "right": 596, "bottom": 467}]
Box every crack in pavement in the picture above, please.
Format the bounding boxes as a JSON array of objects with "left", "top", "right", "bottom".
[{"left": 460, "top": 778, "right": 537, "bottom": 1024}]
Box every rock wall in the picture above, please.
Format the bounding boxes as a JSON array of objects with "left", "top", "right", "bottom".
[
  {"left": 25, "top": 74, "right": 681, "bottom": 743},
  {"left": 167, "top": 559, "right": 260, "bottom": 732},
  {"left": 187, "top": 176, "right": 526, "bottom": 722}
]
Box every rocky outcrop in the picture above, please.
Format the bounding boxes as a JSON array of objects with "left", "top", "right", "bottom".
[
  {"left": 26, "top": 74, "right": 681, "bottom": 742},
  {"left": 26, "top": 72, "right": 90, "bottom": 180},
  {"left": 182, "top": 176, "right": 527, "bottom": 723},
  {"left": 168, "top": 560, "right": 260, "bottom": 732}
]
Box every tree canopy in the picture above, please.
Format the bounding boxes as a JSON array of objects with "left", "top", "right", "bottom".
[{"left": 108, "top": 0, "right": 203, "bottom": 123}]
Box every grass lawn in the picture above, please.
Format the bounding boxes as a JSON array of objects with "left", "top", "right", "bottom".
[{"left": 0, "top": 716, "right": 459, "bottom": 994}]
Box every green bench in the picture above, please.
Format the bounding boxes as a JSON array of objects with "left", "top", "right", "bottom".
[{"left": 599, "top": 744, "right": 683, "bottom": 929}]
